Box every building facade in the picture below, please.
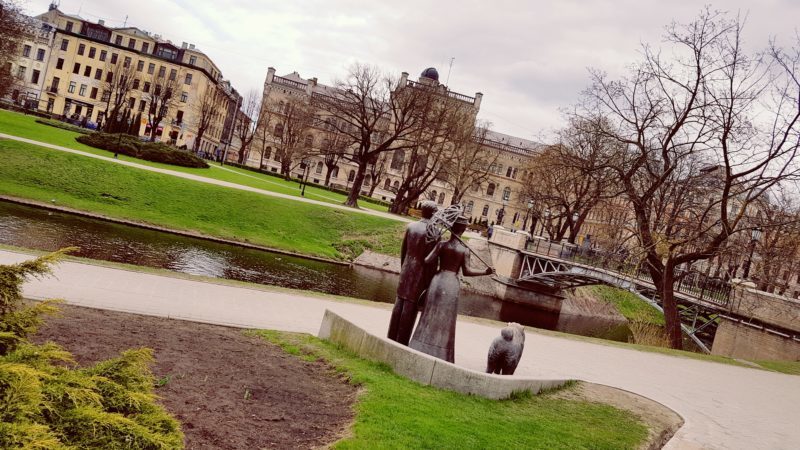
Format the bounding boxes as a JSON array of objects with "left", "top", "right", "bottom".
[
  {"left": 2, "top": 5, "right": 240, "bottom": 156},
  {"left": 244, "top": 66, "right": 541, "bottom": 228},
  {"left": 5, "top": 16, "right": 56, "bottom": 108}
]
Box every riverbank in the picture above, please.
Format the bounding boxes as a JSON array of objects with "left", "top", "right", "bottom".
[{"left": 0, "top": 138, "right": 405, "bottom": 260}]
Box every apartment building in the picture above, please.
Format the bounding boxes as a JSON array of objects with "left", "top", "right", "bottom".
[
  {"left": 5, "top": 16, "right": 56, "bottom": 108},
  {"left": 9, "top": 5, "right": 240, "bottom": 154}
]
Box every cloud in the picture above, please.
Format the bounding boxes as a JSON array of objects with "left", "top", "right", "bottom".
[{"left": 24, "top": 0, "right": 800, "bottom": 140}]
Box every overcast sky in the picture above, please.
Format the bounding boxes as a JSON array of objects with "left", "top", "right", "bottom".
[{"left": 23, "top": 0, "right": 800, "bottom": 141}]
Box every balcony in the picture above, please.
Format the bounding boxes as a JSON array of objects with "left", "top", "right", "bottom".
[
  {"left": 273, "top": 75, "right": 306, "bottom": 90},
  {"left": 47, "top": 86, "right": 59, "bottom": 94}
]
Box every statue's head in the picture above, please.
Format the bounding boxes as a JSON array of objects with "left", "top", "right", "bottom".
[
  {"left": 420, "top": 200, "right": 438, "bottom": 219},
  {"left": 451, "top": 215, "right": 469, "bottom": 236}
]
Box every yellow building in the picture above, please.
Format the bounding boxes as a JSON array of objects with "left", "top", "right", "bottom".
[
  {"left": 24, "top": 6, "right": 240, "bottom": 154},
  {"left": 248, "top": 66, "right": 538, "bottom": 227}
]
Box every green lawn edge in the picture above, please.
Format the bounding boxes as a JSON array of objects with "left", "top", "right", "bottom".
[{"left": 250, "top": 330, "right": 650, "bottom": 449}]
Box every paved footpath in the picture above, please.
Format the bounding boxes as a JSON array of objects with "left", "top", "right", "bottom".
[
  {"left": 0, "top": 133, "right": 411, "bottom": 223},
  {"left": 2, "top": 249, "right": 798, "bottom": 450}
]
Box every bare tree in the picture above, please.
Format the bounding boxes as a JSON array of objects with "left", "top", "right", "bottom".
[
  {"left": 193, "top": 84, "right": 225, "bottom": 152},
  {"left": 440, "top": 121, "right": 499, "bottom": 206},
  {"left": 272, "top": 99, "right": 315, "bottom": 179},
  {"left": 101, "top": 58, "right": 137, "bottom": 132},
  {"left": 312, "top": 63, "right": 434, "bottom": 208},
  {"left": 365, "top": 152, "right": 388, "bottom": 197},
  {"left": 143, "top": 70, "right": 180, "bottom": 141},
  {"left": 315, "top": 125, "right": 351, "bottom": 186},
  {"left": 253, "top": 99, "right": 275, "bottom": 169},
  {"left": 576, "top": 9, "right": 800, "bottom": 348},
  {"left": 0, "top": 1, "right": 25, "bottom": 99},
  {"left": 522, "top": 117, "right": 620, "bottom": 242},
  {"left": 750, "top": 193, "right": 800, "bottom": 294},
  {"left": 235, "top": 90, "right": 260, "bottom": 164}
]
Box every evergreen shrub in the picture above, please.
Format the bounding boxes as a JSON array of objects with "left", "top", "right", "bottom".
[{"left": 0, "top": 250, "right": 184, "bottom": 449}]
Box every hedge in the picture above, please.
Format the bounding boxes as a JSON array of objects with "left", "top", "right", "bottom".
[
  {"left": 77, "top": 133, "right": 209, "bottom": 168},
  {"left": 35, "top": 118, "right": 92, "bottom": 134}
]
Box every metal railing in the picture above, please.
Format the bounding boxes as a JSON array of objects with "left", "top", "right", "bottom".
[{"left": 524, "top": 239, "right": 731, "bottom": 306}]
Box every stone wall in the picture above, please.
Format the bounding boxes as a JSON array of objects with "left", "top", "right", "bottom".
[
  {"left": 712, "top": 319, "right": 800, "bottom": 361},
  {"left": 728, "top": 281, "right": 800, "bottom": 333}
]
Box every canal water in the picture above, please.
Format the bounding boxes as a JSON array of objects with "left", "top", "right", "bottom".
[{"left": 0, "top": 200, "right": 627, "bottom": 340}]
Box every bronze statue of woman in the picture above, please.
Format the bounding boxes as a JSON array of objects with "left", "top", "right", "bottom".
[{"left": 409, "top": 216, "right": 494, "bottom": 363}]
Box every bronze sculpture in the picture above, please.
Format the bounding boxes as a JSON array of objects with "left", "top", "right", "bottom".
[
  {"left": 387, "top": 200, "right": 439, "bottom": 345},
  {"left": 486, "top": 322, "right": 526, "bottom": 375},
  {"left": 409, "top": 216, "right": 494, "bottom": 363}
]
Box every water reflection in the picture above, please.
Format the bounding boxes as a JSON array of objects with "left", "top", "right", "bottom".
[{"left": 0, "top": 201, "right": 625, "bottom": 340}]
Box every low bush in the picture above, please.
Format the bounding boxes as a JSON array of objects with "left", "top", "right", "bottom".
[
  {"left": 76, "top": 132, "right": 209, "bottom": 168},
  {"left": 35, "top": 118, "right": 92, "bottom": 134},
  {"left": 0, "top": 250, "right": 184, "bottom": 449}
]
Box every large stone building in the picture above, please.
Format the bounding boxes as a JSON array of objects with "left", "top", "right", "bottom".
[
  {"left": 245, "top": 66, "right": 542, "bottom": 228},
  {"left": 2, "top": 5, "right": 241, "bottom": 155},
  {"left": 5, "top": 15, "right": 56, "bottom": 108}
]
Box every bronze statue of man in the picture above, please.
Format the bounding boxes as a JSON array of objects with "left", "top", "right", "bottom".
[{"left": 387, "top": 200, "right": 439, "bottom": 345}]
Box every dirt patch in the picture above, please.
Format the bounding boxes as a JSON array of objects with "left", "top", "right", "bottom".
[
  {"left": 32, "top": 304, "right": 357, "bottom": 450},
  {"left": 553, "top": 382, "right": 684, "bottom": 449}
]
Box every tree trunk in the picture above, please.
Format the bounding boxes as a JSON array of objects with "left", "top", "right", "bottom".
[
  {"left": 259, "top": 149, "right": 266, "bottom": 169},
  {"left": 368, "top": 179, "right": 378, "bottom": 197},
  {"left": 450, "top": 187, "right": 462, "bottom": 205},
  {"left": 194, "top": 128, "right": 205, "bottom": 152},
  {"left": 324, "top": 166, "right": 333, "bottom": 186},
  {"left": 345, "top": 163, "right": 368, "bottom": 207},
  {"left": 660, "top": 263, "right": 683, "bottom": 350}
]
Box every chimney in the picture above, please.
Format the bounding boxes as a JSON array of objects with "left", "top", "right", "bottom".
[
  {"left": 400, "top": 71, "right": 409, "bottom": 87},
  {"left": 189, "top": 44, "right": 195, "bottom": 50},
  {"left": 98, "top": 19, "right": 105, "bottom": 26},
  {"left": 306, "top": 77, "right": 317, "bottom": 96},
  {"left": 181, "top": 42, "right": 188, "bottom": 49},
  {"left": 474, "top": 92, "right": 483, "bottom": 110}
]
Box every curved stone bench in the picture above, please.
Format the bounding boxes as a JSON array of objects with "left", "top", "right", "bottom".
[{"left": 318, "top": 309, "right": 569, "bottom": 399}]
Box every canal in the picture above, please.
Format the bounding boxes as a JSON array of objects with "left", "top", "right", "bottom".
[{"left": 0, "top": 200, "right": 628, "bottom": 340}]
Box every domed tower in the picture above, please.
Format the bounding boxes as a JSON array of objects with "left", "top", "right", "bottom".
[{"left": 418, "top": 67, "right": 440, "bottom": 86}]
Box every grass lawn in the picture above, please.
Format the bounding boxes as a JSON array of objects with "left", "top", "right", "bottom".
[
  {"left": 253, "top": 330, "right": 650, "bottom": 449},
  {"left": 755, "top": 360, "right": 800, "bottom": 375},
  {"left": 0, "top": 139, "right": 404, "bottom": 260},
  {"left": 587, "top": 285, "right": 665, "bottom": 325},
  {"left": 0, "top": 109, "right": 393, "bottom": 213}
]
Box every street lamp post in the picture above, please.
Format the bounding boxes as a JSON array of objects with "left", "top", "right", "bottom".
[
  {"left": 540, "top": 208, "right": 551, "bottom": 238},
  {"left": 497, "top": 200, "right": 508, "bottom": 226},
  {"left": 299, "top": 159, "right": 310, "bottom": 197},
  {"left": 522, "top": 199, "right": 533, "bottom": 232},
  {"left": 742, "top": 227, "right": 762, "bottom": 279},
  {"left": 570, "top": 211, "right": 579, "bottom": 242}
]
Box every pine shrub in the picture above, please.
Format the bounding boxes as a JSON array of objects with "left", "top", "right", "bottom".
[
  {"left": 76, "top": 133, "right": 209, "bottom": 168},
  {"left": 0, "top": 251, "right": 184, "bottom": 449}
]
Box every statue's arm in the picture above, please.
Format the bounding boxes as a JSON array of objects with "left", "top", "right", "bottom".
[
  {"left": 461, "top": 249, "right": 495, "bottom": 277},
  {"left": 400, "top": 229, "right": 409, "bottom": 264},
  {"left": 424, "top": 242, "right": 443, "bottom": 266}
]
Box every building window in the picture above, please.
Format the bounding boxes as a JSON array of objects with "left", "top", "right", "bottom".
[
  {"left": 502, "top": 187, "right": 511, "bottom": 201},
  {"left": 143, "top": 82, "right": 150, "bottom": 93},
  {"left": 486, "top": 183, "right": 496, "bottom": 197},
  {"left": 16, "top": 66, "right": 24, "bottom": 78},
  {"left": 348, "top": 170, "right": 355, "bottom": 182},
  {"left": 169, "top": 68, "right": 177, "bottom": 81},
  {"left": 110, "top": 53, "right": 117, "bottom": 64},
  {"left": 176, "top": 110, "right": 184, "bottom": 124},
  {"left": 105, "top": 71, "right": 112, "bottom": 82},
  {"left": 77, "top": 43, "right": 85, "bottom": 55},
  {"left": 88, "top": 47, "right": 96, "bottom": 58},
  {"left": 437, "top": 192, "right": 445, "bottom": 205},
  {"left": 83, "top": 65, "right": 91, "bottom": 77},
  {"left": 114, "top": 35, "right": 122, "bottom": 45},
  {"left": 180, "top": 91, "right": 188, "bottom": 102},
  {"left": 72, "top": 62, "right": 80, "bottom": 74},
  {"left": 36, "top": 48, "right": 45, "bottom": 61},
  {"left": 101, "top": 90, "right": 110, "bottom": 102},
  {"left": 31, "top": 69, "right": 40, "bottom": 84},
  {"left": 90, "top": 87, "right": 98, "bottom": 99},
  {"left": 60, "top": 39, "right": 68, "bottom": 51},
  {"left": 128, "top": 38, "right": 136, "bottom": 49},
  {"left": 132, "top": 79, "right": 140, "bottom": 89},
  {"left": 390, "top": 150, "right": 405, "bottom": 170},
  {"left": 50, "top": 77, "right": 59, "bottom": 93},
  {"left": 142, "top": 42, "right": 149, "bottom": 53},
  {"left": 123, "top": 56, "right": 131, "bottom": 68},
  {"left": 274, "top": 123, "right": 284, "bottom": 138},
  {"left": 22, "top": 45, "right": 31, "bottom": 57},
  {"left": 94, "top": 68, "right": 102, "bottom": 80},
  {"left": 184, "top": 73, "right": 192, "bottom": 85},
  {"left": 68, "top": 81, "right": 76, "bottom": 93},
  {"left": 315, "top": 162, "right": 323, "bottom": 174},
  {"left": 136, "top": 60, "right": 144, "bottom": 72},
  {"left": 147, "top": 63, "right": 155, "bottom": 74},
  {"left": 384, "top": 178, "right": 392, "bottom": 190},
  {"left": 189, "top": 55, "right": 196, "bottom": 65},
  {"left": 506, "top": 167, "right": 513, "bottom": 178},
  {"left": 55, "top": 58, "right": 64, "bottom": 70},
  {"left": 79, "top": 84, "right": 86, "bottom": 96},
  {"left": 305, "top": 135, "right": 313, "bottom": 148},
  {"left": 465, "top": 201, "right": 474, "bottom": 215},
  {"left": 99, "top": 50, "right": 107, "bottom": 61},
  {"left": 65, "top": 21, "right": 73, "bottom": 32},
  {"left": 128, "top": 97, "right": 135, "bottom": 109},
  {"left": 158, "top": 66, "right": 166, "bottom": 78},
  {"left": 139, "top": 100, "right": 146, "bottom": 111},
  {"left": 482, "top": 205, "right": 489, "bottom": 216}
]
